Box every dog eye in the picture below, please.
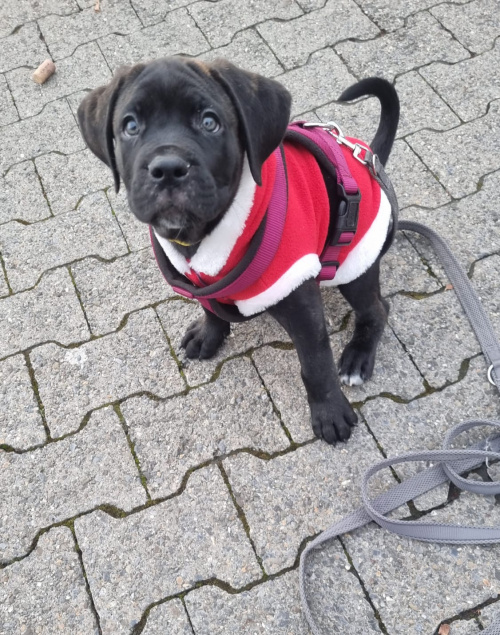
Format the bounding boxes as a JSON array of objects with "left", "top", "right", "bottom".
[
  {"left": 123, "top": 116, "right": 139, "bottom": 136},
  {"left": 201, "top": 112, "right": 220, "bottom": 133}
]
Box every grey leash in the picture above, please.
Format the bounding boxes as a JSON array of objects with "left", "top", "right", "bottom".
[{"left": 299, "top": 158, "right": 500, "bottom": 635}]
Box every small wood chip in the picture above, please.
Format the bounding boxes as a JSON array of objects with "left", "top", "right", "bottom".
[
  {"left": 438, "top": 624, "right": 450, "bottom": 635},
  {"left": 94, "top": 0, "right": 100, "bottom": 11},
  {"left": 32, "top": 59, "right": 56, "bottom": 84},
  {"left": 445, "top": 284, "right": 454, "bottom": 290}
]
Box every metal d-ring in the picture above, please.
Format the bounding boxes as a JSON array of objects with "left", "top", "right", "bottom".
[{"left": 488, "top": 364, "right": 498, "bottom": 386}]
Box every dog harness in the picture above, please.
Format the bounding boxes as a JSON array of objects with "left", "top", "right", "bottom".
[{"left": 150, "top": 121, "right": 396, "bottom": 322}]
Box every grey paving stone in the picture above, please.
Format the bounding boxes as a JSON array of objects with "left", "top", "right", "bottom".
[
  {"left": 186, "top": 574, "right": 310, "bottom": 635},
  {"left": 35, "top": 148, "right": 112, "bottom": 215},
  {"left": 316, "top": 70, "right": 460, "bottom": 142},
  {"left": 472, "top": 254, "right": 500, "bottom": 336},
  {"left": 38, "top": 0, "right": 142, "bottom": 60},
  {"left": 122, "top": 358, "right": 289, "bottom": 497},
  {"left": 75, "top": 466, "right": 261, "bottom": 634},
  {"left": 306, "top": 541, "right": 386, "bottom": 634},
  {"left": 251, "top": 347, "right": 310, "bottom": 443},
  {"left": 395, "top": 70, "right": 461, "bottom": 136},
  {"left": 71, "top": 248, "right": 175, "bottom": 336},
  {"left": 189, "top": 0, "right": 303, "bottom": 48},
  {"left": 143, "top": 600, "right": 193, "bottom": 635},
  {"left": 361, "top": 356, "right": 499, "bottom": 487},
  {"left": 0, "top": 407, "right": 146, "bottom": 562},
  {"left": 0, "top": 268, "right": 89, "bottom": 359},
  {"left": 480, "top": 602, "right": 500, "bottom": 629},
  {"left": 131, "top": 0, "right": 196, "bottom": 27},
  {"left": 380, "top": 232, "right": 442, "bottom": 297},
  {"left": 278, "top": 48, "right": 355, "bottom": 118},
  {"left": 0, "top": 527, "right": 98, "bottom": 634},
  {"left": 157, "top": 299, "right": 289, "bottom": 386},
  {"left": 0, "top": 161, "right": 51, "bottom": 224},
  {"left": 0, "top": 0, "right": 78, "bottom": 39},
  {"left": 107, "top": 187, "right": 151, "bottom": 251},
  {"left": 354, "top": 0, "right": 468, "bottom": 31},
  {"left": 400, "top": 170, "right": 500, "bottom": 276},
  {"left": 7, "top": 42, "right": 111, "bottom": 119},
  {"left": 0, "top": 354, "right": 45, "bottom": 450},
  {"left": 31, "top": 308, "right": 185, "bottom": 438},
  {"left": 0, "top": 191, "right": 127, "bottom": 292},
  {"left": 448, "top": 620, "right": 481, "bottom": 634},
  {"left": 0, "top": 74, "right": 18, "bottom": 125},
  {"left": 386, "top": 139, "right": 451, "bottom": 210},
  {"left": 341, "top": 501, "right": 500, "bottom": 634},
  {"left": 0, "top": 23, "right": 48, "bottom": 74},
  {"left": 336, "top": 12, "right": 469, "bottom": 81},
  {"left": 224, "top": 432, "right": 386, "bottom": 574},
  {"left": 431, "top": 0, "right": 500, "bottom": 54},
  {"left": 257, "top": 0, "right": 379, "bottom": 70},
  {"left": 199, "top": 28, "right": 283, "bottom": 78},
  {"left": 188, "top": 563, "right": 383, "bottom": 634},
  {"left": 389, "top": 291, "right": 480, "bottom": 387},
  {"left": 0, "top": 99, "right": 85, "bottom": 174},
  {"left": 315, "top": 97, "right": 379, "bottom": 145},
  {"left": 98, "top": 8, "right": 209, "bottom": 72},
  {"left": 407, "top": 100, "right": 500, "bottom": 198},
  {"left": 297, "top": 0, "right": 327, "bottom": 9},
  {"left": 421, "top": 42, "right": 500, "bottom": 123}
]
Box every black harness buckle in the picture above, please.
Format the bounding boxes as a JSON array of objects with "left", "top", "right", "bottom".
[{"left": 328, "top": 184, "right": 361, "bottom": 246}]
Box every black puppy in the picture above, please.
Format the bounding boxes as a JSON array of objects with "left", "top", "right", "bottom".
[{"left": 78, "top": 57, "right": 399, "bottom": 445}]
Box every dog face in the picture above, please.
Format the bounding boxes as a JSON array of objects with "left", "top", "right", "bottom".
[{"left": 78, "top": 57, "right": 291, "bottom": 246}]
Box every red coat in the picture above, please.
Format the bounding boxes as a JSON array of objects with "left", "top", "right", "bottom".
[{"left": 155, "top": 138, "right": 391, "bottom": 316}]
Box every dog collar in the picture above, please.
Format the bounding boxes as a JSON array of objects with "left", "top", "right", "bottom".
[{"left": 168, "top": 237, "right": 201, "bottom": 247}]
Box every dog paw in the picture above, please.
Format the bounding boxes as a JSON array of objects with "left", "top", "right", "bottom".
[
  {"left": 310, "top": 393, "right": 358, "bottom": 445},
  {"left": 339, "top": 341, "right": 377, "bottom": 387},
  {"left": 181, "top": 316, "right": 229, "bottom": 360}
]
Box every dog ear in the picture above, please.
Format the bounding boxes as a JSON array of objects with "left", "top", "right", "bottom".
[
  {"left": 209, "top": 61, "right": 292, "bottom": 186},
  {"left": 77, "top": 64, "right": 145, "bottom": 192}
]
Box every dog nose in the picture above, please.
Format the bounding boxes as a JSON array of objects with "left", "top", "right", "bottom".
[{"left": 148, "top": 155, "right": 190, "bottom": 183}]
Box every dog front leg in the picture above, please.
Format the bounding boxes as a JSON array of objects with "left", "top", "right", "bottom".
[
  {"left": 267, "top": 278, "right": 357, "bottom": 444},
  {"left": 181, "top": 307, "right": 230, "bottom": 360}
]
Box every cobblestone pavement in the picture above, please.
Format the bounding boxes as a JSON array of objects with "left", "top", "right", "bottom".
[{"left": 1, "top": 0, "right": 500, "bottom": 633}]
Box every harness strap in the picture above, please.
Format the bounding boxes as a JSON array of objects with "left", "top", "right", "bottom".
[
  {"left": 299, "top": 182, "right": 500, "bottom": 634},
  {"left": 150, "top": 145, "right": 288, "bottom": 319}
]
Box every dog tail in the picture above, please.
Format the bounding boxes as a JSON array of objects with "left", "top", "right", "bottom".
[{"left": 338, "top": 78, "right": 399, "bottom": 166}]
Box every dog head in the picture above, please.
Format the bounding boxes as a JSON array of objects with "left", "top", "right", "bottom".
[{"left": 77, "top": 57, "right": 291, "bottom": 246}]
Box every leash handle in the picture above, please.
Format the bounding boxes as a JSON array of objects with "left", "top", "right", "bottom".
[{"left": 300, "top": 162, "right": 500, "bottom": 635}]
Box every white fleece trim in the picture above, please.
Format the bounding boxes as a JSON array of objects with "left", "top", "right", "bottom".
[
  {"left": 154, "top": 230, "right": 190, "bottom": 275},
  {"left": 320, "top": 188, "right": 392, "bottom": 287},
  {"left": 235, "top": 254, "right": 322, "bottom": 316},
  {"left": 153, "top": 156, "right": 256, "bottom": 278},
  {"left": 189, "top": 156, "right": 256, "bottom": 276}
]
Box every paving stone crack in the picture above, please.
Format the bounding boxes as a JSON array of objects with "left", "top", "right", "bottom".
[
  {"left": 114, "top": 403, "right": 152, "bottom": 500},
  {"left": 338, "top": 535, "right": 391, "bottom": 634},
  {"left": 217, "top": 461, "right": 267, "bottom": 576},
  {"left": 249, "top": 354, "right": 296, "bottom": 445},
  {"left": 68, "top": 520, "right": 103, "bottom": 635}
]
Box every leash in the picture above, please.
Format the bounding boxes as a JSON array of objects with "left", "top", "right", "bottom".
[{"left": 299, "top": 156, "right": 500, "bottom": 635}]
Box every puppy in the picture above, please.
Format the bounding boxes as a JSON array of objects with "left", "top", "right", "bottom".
[{"left": 78, "top": 57, "right": 399, "bottom": 445}]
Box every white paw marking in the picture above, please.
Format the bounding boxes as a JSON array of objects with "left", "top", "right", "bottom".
[{"left": 340, "top": 373, "right": 364, "bottom": 387}]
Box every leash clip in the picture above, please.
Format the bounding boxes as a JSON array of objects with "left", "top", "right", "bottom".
[{"left": 303, "top": 120, "right": 374, "bottom": 168}]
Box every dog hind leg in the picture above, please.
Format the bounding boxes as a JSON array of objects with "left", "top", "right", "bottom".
[{"left": 337, "top": 256, "right": 389, "bottom": 386}]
